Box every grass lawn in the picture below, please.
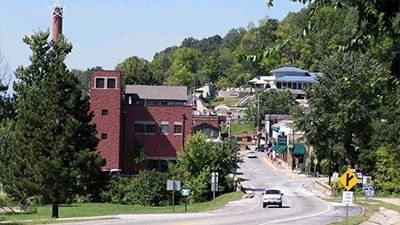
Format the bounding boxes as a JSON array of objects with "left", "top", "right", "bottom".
[
  {"left": 204, "top": 97, "right": 242, "bottom": 108},
  {"left": 327, "top": 198, "right": 400, "bottom": 225},
  {"left": 231, "top": 122, "right": 255, "bottom": 136},
  {"left": 0, "top": 191, "right": 243, "bottom": 224}
]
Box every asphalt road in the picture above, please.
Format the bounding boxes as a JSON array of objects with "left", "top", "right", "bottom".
[{"left": 53, "top": 152, "right": 362, "bottom": 225}]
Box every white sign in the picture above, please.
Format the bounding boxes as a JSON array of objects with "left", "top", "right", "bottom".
[
  {"left": 342, "top": 191, "right": 353, "bottom": 205},
  {"left": 181, "top": 189, "right": 190, "bottom": 196},
  {"left": 211, "top": 172, "right": 219, "bottom": 192},
  {"left": 362, "top": 176, "right": 372, "bottom": 185},
  {"left": 211, "top": 172, "right": 219, "bottom": 184},
  {"left": 167, "top": 180, "right": 181, "bottom": 191},
  {"left": 356, "top": 172, "right": 363, "bottom": 184},
  {"left": 332, "top": 172, "right": 339, "bottom": 181}
]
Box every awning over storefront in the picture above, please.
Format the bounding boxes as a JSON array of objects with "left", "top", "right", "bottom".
[
  {"left": 293, "top": 143, "right": 306, "bottom": 156},
  {"left": 276, "top": 145, "right": 287, "bottom": 154}
]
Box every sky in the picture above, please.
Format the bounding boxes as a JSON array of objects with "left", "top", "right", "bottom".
[{"left": 0, "top": 0, "right": 305, "bottom": 73}]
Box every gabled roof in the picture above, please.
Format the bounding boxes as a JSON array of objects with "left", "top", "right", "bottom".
[{"left": 125, "top": 85, "right": 187, "bottom": 101}]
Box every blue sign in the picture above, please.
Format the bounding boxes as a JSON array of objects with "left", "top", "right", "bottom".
[{"left": 364, "top": 185, "right": 374, "bottom": 198}]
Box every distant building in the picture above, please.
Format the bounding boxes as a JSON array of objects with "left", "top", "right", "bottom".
[
  {"left": 249, "top": 66, "right": 322, "bottom": 99},
  {"left": 90, "top": 71, "right": 192, "bottom": 173}
]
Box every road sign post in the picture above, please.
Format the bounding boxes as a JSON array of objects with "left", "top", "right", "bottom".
[
  {"left": 211, "top": 172, "right": 219, "bottom": 200},
  {"left": 313, "top": 159, "right": 318, "bottom": 177},
  {"left": 339, "top": 168, "right": 357, "bottom": 225},
  {"left": 181, "top": 189, "right": 190, "bottom": 212},
  {"left": 167, "top": 180, "right": 181, "bottom": 212},
  {"left": 342, "top": 191, "right": 353, "bottom": 225}
]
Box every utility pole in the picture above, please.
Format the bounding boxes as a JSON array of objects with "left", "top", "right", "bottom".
[{"left": 256, "top": 92, "right": 260, "bottom": 147}]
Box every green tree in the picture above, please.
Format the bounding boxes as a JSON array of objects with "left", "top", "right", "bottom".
[
  {"left": 374, "top": 146, "right": 400, "bottom": 195},
  {"left": 71, "top": 66, "right": 103, "bottom": 97},
  {"left": 2, "top": 32, "right": 104, "bottom": 218},
  {"left": 171, "top": 133, "right": 239, "bottom": 203},
  {"left": 294, "top": 52, "right": 390, "bottom": 172},
  {"left": 116, "top": 56, "right": 156, "bottom": 87},
  {"left": 164, "top": 48, "right": 203, "bottom": 89},
  {"left": 246, "top": 90, "right": 298, "bottom": 124}
]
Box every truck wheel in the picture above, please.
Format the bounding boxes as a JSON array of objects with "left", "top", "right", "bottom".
[
  {"left": 279, "top": 203, "right": 282, "bottom": 208},
  {"left": 263, "top": 203, "right": 267, "bottom": 208}
]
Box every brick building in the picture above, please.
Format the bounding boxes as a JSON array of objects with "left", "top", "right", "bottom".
[{"left": 90, "top": 71, "right": 192, "bottom": 173}]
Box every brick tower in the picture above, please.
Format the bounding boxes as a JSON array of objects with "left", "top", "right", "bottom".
[{"left": 90, "top": 71, "right": 122, "bottom": 171}]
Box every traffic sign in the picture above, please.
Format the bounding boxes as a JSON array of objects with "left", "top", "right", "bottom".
[
  {"left": 342, "top": 191, "right": 353, "bottom": 205},
  {"left": 313, "top": 158, "right": 318, "bottom": 165},
  {"left": 181, "top": 189, "right": 190, "bottom": 196},
  {"left": 339, "top": 168, "right": 358, "bottom": 191}
]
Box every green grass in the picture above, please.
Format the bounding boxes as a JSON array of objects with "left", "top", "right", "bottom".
[
  {"left": 0, "top": 191, "right": 243, "bottom": 224},
  {"left": 204, "top": 97, "right": 242, "bottom": 108},
  {"left": 328, "top": 198, "right": 400, "bottom": 225},
  {"left": 231, "top": 122, "right": 255, "bottom": 136}
]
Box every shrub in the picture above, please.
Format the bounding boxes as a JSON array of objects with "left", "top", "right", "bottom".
[{"left": 101, "top": 170, "right": 170, "bottom": 206}]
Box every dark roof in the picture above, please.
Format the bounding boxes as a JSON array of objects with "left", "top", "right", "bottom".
[{"left": 125, "top": 85, "right": 187, "bottom": 101}]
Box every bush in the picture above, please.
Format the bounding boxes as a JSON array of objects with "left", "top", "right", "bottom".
[{"left": 101, "top": 170, "right": 170, "bottom": 206}]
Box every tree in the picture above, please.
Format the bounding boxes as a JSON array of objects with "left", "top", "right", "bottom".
[
  {"left": 71, "top": 66, "right": 103, "bottom": 97},
  {"left": 0, "top": 51, "right": 12, "bottom": 121},
  {"left": 374, "top": 146, "right": 400, "bottom": 195},
  {"left": 2, "top": 32, "right": 104, "bottom": 218},
  {"left": 246, "top": 90, "right": 298, "bottom": 124},
  {"left": 116, "top": 56, "right": 155, "bottom": 87},
  {"left": 294, "top": 52, "right": 390, "bottom": 172},
  {"left": 170, "top": 133, "right": 239, "bottom": 203}
]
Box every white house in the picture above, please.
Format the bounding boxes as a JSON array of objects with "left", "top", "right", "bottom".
[{"left": 249, "top": 66, "right": 322, "bottom": 99}]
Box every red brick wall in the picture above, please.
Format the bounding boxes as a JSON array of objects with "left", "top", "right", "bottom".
[
  {"left": 123, "top": 105, "right": 192, "bottom": 172},
  {"left": 193, "top": 115, "right": 219, "bottom": 128},
  {"left": 90, "top": 71, "right": 122, "bottom": 171}
]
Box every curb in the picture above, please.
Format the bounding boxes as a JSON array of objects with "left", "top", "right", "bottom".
[{"left": 0, "top": 215, "right": 117, "bottom": 224}]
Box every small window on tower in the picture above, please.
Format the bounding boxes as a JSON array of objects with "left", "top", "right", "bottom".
[
  {"left": 101, "top": 133, "right": 108, "bottom": 139},
  {"left": 101, "top": 109, "right": 108, "bottom": 116},
  {"left": 96, "top": 78, "right": 105, "bottom": 88},
  {"left": 107, "top": 78, "right": 116, "bottom": 89}
]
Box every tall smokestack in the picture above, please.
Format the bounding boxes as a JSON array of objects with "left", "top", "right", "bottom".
[{"left": 52, "top": 6, "right": 63, "bottom": 42}]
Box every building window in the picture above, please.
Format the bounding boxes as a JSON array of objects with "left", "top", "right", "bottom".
[
  {"left": 292, "top": 83, "right": 298, "bottom": 89},
  {"left": 96, "top": 78, "right": 105, "bottom": 88},
  {"left": 107, "top": 78, "right": 116, "bottom": 89},
  {"left": 145, "top": 123, "right": 156, "bottom": 134},
  {"left": 287, "top": 82, "right": 292, "bottom": 89},
  {"left": 134, "top": 123, "right": 145, "bottom": 133},
  {"left": 101, "top": 133, "right": 108, "bottom": 139},
  {"left": 101, "top": 109, "right": 108, "bottom": 116},
  {"left": 277, "top": 82, "right": 282, "bottom": 89},
  {"left": 161, "top": 123, "right": 169, "bottom": 135},
  {"left": 174, "top": 123, "right": 182, "bottom": 135},
  {"left": 298, "top": 83, "right": 302, "bottom": 89},
  {"left": 282, "top": 82, "right": 287, "bottom": 88}
]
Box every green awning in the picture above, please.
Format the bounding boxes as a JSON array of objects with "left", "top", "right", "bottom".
[
  {"left": 276, "top": 145, "right": 287, "bottom": 154},
  {"left": 293, "top": 144, "right": 306, "bottom": 156},
  {"left": 271, "top": 145, "right": 279, "bottom": 151}
]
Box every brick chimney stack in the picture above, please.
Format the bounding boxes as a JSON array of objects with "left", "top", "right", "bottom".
[{"left": 52, "top": 6, "right": 63, "bottom": 42}]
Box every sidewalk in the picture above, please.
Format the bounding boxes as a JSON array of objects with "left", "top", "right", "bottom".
[{"left": 260, "top": 154, "right": 304, "bottom": 179}]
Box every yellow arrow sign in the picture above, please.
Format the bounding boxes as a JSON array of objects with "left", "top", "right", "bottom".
[{"left": 339, "top": 168, "right": 358, "bottom": 191}]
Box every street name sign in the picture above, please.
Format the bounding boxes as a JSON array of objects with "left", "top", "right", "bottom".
[{"left": 339, "top": 168, "right": 358, "bottom": 191}]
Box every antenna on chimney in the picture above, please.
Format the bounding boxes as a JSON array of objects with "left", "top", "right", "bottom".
[{"left": 51, "top": 0, "right": 64, "bottom": 42}]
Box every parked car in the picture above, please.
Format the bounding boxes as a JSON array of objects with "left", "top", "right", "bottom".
[
  {"left": 246, "top": 151, "right": 257, "bottom": 158},
  {"left": 262, "top": 188, "right": 283, "bottom": 208}
]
